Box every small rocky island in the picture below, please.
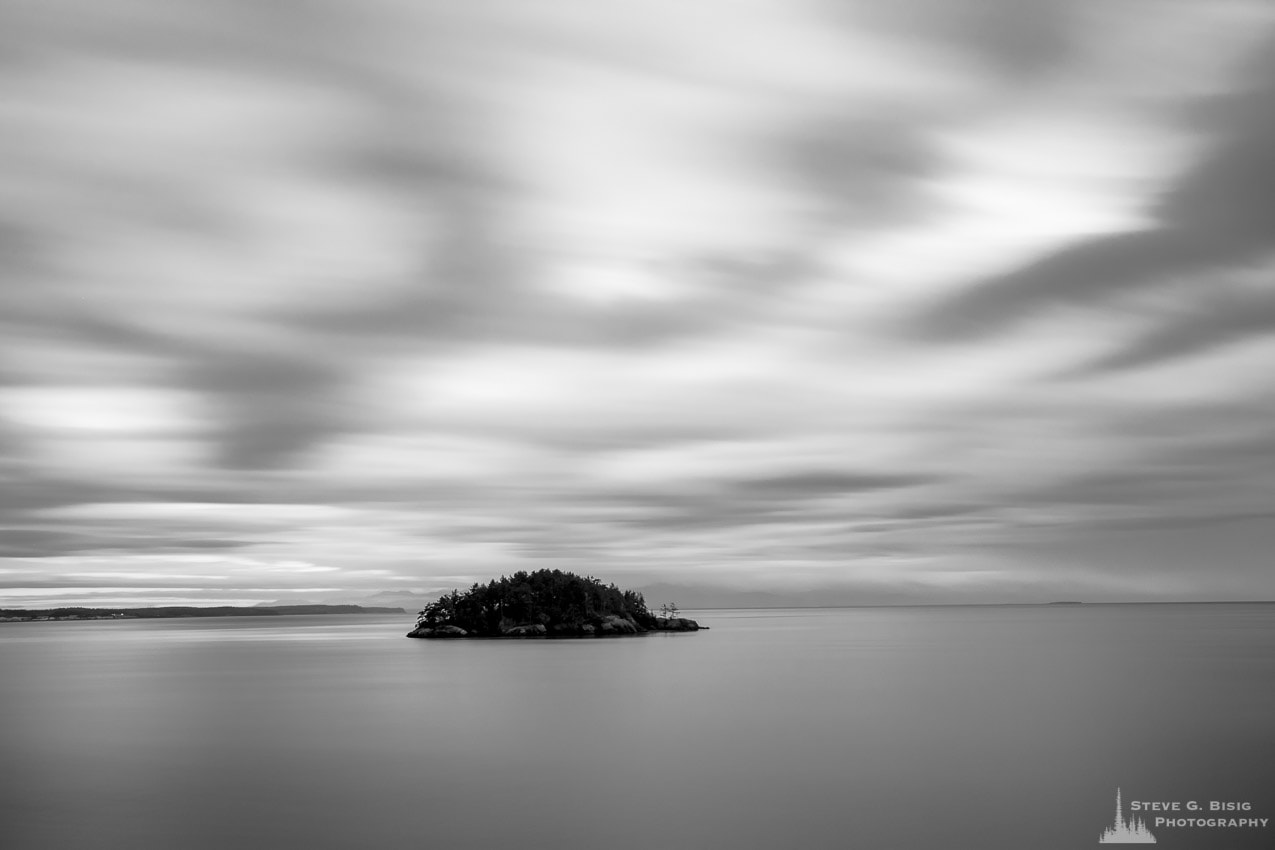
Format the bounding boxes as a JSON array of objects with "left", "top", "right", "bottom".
[{"left": 407, "top": 569, "right": 703, "bottom": 638}]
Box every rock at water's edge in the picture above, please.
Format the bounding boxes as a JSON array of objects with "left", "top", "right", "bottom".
[
  {"left": 406, "top": 624, "right": 468, "bottom": 638},
  {"left": 501, "top": 623, "right": 548, "bottom": 637},
  {"left": 598, "top": 614, "right": 640, "bottom": 634},
  {"left": 651, "top": 617, "right": 701, "bottom": 631}
]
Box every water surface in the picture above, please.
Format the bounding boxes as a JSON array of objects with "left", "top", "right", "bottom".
[{"left": 3, "top": 605, "right": 1273, "bottom": 849}]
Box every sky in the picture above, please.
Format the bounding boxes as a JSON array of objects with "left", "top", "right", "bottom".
[{"left": 2, "top": 0, "right": 1275, "bottom": 608}]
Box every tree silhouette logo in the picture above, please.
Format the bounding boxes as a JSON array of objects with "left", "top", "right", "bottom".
[{"left": 1099, "top": 788, "right": 1156, "bottom": 844}]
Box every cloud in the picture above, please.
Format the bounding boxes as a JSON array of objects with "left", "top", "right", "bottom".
[
  {"left": 909, "top": 35, "right": 1275, "bottom": 343},
  {"left": 834, "top": 0, "right": 1080, "bottom": 79},
  {"left": 1067, "top": 284, "right": 1275, "bottom": 375},
  {"left": 730, "top": 471, "right": 935, "bottom": 498},
  {"left": 775, "top": 116, "right": 946, "bottom": 229},
  {"left": 3, "top": 0, "right": 1275, "bottom": 605}
]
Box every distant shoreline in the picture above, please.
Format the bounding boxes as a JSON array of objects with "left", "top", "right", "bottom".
[
  {"left": 663, "top": 600, "right": 1275, "bottom": 610},
  {"left": 0, "top": 604, "right": 406, "bottom": 623},
  {"left": 4, "top": 600, "right": 1270, "bottom": 624}
]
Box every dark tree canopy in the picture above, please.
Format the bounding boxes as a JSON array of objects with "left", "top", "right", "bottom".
[{"left": 415, "top": 569, "right": 657, "bottom": 636}]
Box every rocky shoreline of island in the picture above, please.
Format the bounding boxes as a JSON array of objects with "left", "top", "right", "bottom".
[{"left": 408, "top": 613, "right": 704, "bottom": 638}]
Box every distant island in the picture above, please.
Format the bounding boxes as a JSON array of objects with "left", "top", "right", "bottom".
[
  {"left": 408, "top": 569, "right": 703, "bottom": 638},
  {"left": 0, "top": 604, "right": 406, "bottom": 623}
]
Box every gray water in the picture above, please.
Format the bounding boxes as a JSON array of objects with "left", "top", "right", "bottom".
[{"left": 3, "top": 605, "right": 1274, "bottom": 849}]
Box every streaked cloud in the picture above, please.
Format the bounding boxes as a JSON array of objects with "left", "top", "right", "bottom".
[{"left": 3, "top": 0, "right": 1274, "bottom": 607}]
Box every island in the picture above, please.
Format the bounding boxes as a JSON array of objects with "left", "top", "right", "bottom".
[
  {"left": 407, "top": 569, "right": 704, "bottom": 638},
  {"left": 0, "top": 605, "right": 406, "bottom": 622}
]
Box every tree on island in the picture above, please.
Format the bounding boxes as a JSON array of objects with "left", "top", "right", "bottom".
[
  {"left": 409, "top": 569, "right": 701, "bottom": 637},
  {"left": 659, "top": 602, "right": 680, "bottom": 620}
]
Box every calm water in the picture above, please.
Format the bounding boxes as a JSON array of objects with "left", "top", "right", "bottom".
[{"left": 3, "top": 605, "right": 1274, "bottom": 849}]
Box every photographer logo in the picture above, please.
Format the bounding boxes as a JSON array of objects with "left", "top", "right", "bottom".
[{"left": 1100, "top": 788, "right": 1156, "bottom": 844}]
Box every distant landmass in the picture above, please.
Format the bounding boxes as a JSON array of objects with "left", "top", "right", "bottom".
[
  {"left": 408, "top": 569, "right": 702, "bottom": 638},
  {"left": 254, "top": 590, "right": 435, "bottom": 611},
  {"left": 268, "top": 582, "right": 930, "bottom": 612},
  {"left": 258, "top": 584, "right": 779, "bottom": 616},
  {"left": 0, "top": 604, "right": 406, "bottom": 622},
  {"left": 244, "top": 584, "right": 1117, "bottom": 614}
]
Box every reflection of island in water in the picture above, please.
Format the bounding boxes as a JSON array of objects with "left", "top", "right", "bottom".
[{"left": 1100, "top": 788, "right": 1156, "bottom": 844}]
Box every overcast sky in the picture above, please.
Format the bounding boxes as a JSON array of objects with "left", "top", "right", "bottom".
[{"left": 3, "top": 0, "right": 1275, "bottom": 608}]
